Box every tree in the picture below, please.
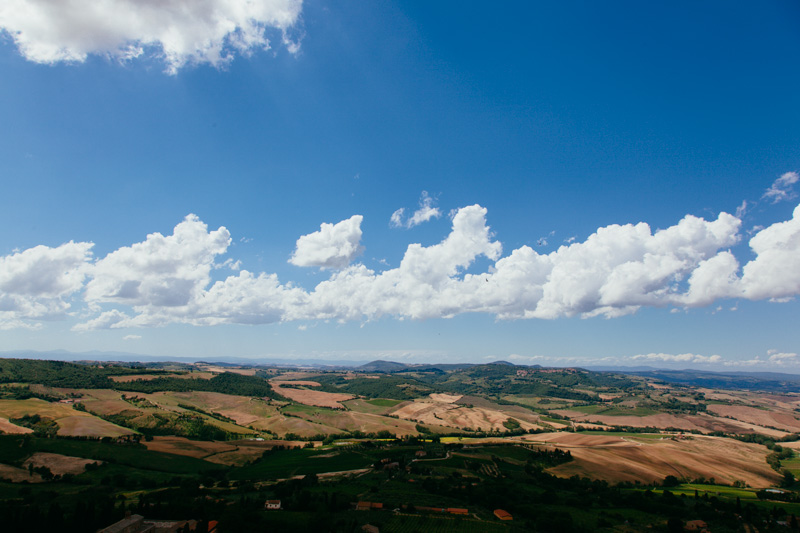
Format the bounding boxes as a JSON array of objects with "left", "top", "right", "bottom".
[
  {"left": 662, "top": 475, "right": 680, "bottom": 487},
  {"left": 781, "top": 469, "right": 795, "bottom": 488}
]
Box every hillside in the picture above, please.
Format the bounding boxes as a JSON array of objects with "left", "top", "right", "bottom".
[{"left": 3, "top": 357, "right": 800, "bottom": 531}]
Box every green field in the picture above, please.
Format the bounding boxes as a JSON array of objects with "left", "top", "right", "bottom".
[
  {"left": 539, "top": 415, "right": 568, "bottom": 425},
  {"left": 781, "top": 457, "right": 800, "bottom": 477},
  {"left": 366, "top": 398, "right": 404, "bottom": 407},
  {"left": 502, "top": 395, "right": 572, "bottom": 409},
  {"left": 648, "top": 483, "right": 759, "bottom": 500},
  {"left": 0, "top": 434, "right": 224, "bottom": 474},
  {"left": 5, "top": 357, "right": 800, "bottom": 532},
  {"left": 570, "top": 404, "right": 660, "bottom": 416},
  {"left": 230, "top": 448, "right": 372, "bottom": 480},
  {"left": 574, "top": 430, "right": 665, "bottom": 440},
  {"left": 381, "top": 514, "right": 510, "bottom": 532},
  {"left": 282, "top": 403, "right": 324, "bottom": 416}
]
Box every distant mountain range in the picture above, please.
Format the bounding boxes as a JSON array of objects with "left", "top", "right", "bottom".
[
  {"left": 355, "top": 359, "right": 517, "bottom": 372},
  {"left": 623, "top": 368, "right": 800, "bottom": 392},
  {"left": 4, "top": 350, "right": 800, "bottom": 392},
  {"left": 0, "top": 350, "right": 367, "bottom": 368}
]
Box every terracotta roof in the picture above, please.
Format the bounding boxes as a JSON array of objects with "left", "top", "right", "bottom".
[{"left": 494, "top": 509, "right": 513, "bottom": 520}]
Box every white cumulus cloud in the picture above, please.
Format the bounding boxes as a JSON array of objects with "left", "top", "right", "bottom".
[
  {"left": 0, "top": 240, "right": 93, "bottom": 327},
  {"left": 390, "top": 191, "right": 442, "bottom": 228},
  {"left": 12, "top": 200, "right": 800, "bottom": 332},
  {"left": 489, "top": 211, "right": 741, "bottom": 319},
  {"left": 72, "top": 309, "right": 130, "bottom": 332},
  {"left": 289, "top": 215, "right": 364, "bottom": 269},
  {"left": 767, "top": 351, "right": 799, "bottom": 365},
  {"left": 763, "top": 172, "right": 799, "bottom": 203},
  {"left": 0, "top": 0, "right": 303, "bottom": 74},
  {"left": 84, "top": 214, "right": 231, "bottom": 308},
  {"left": 739, "top": 204, "right": 800, "bottom": 300},
  {"left": 725, "top": 350, "right": 800, "bottom": 367},
  {"left": 304, "top": 205, "right": 502, "bottom": 321}
]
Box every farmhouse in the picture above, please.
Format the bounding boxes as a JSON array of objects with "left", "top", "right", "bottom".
[{"left": 264, "top": 500, "right": 281, "bottom": 510}]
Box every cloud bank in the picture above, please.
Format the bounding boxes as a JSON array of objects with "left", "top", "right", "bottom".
[
  {"left": 3, "top": 202, "right": 800, "bottom": 331},
  {"left": 633, "top": 352, "right": 723, "bottom": 364},
  {"left": 0, "top": 0, "right": 303, "bottom": 73}
]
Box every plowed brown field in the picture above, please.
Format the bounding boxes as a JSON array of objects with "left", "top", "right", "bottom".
[
  {"left": 707, "top": 404, "right": 800, "bottom": 432},
  {"left": 0, "top": 464, "right": 42, "bottom": 483},
  {"left": 22, "top": 452, "right": 100, "bottom": 476},
  {"left": 0, "top": 417, "right": 33, "bottom": 434},
  {"left": 56, "top": 416, "right": 134, "bottom": 438},
  {"left": 143, "top": 436, "right": 238, "bottom": 458},
  {"left": 271, "top": 385, "right": 353, "bottom": 408},
  {"left": 391, "top": 399, "right": 541, "bottom": 432},
  {"left": 553, "top": 410, "right": 789, "bottom": 437},
  {"left": 522, "top": 433, "right": 779, "bottom": 487}
]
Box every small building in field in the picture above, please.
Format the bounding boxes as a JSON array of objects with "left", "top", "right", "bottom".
[
  {"left": 264, "top": 500, "right": 281, "bottom": 510},
  {"left": 447, "top": 508, "right": 469, "bottom": 515},
  {"left": 361, "top": 525, "right": 380, "bottom": 533},
  {"left": 494, "top": 509, "right": 513, "bottom": 521},
  {"left": 684, "top": 519, "right": 708, "bottom": 532},
  {"left": 356, "top": 501, "right": 383, "bottom": 511}
]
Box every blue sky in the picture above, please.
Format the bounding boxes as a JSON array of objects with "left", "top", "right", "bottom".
[{"left": 1, "top": 1, "right": 799, "bottom": 369}]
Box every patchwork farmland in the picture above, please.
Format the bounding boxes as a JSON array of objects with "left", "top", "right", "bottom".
[{"left": 3, "top": 358, "right": 800, "bottom": 531}]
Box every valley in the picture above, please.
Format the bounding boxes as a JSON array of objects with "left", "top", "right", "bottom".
[{"left": 2, "top": 357, "right": 800, "bottom": 531}]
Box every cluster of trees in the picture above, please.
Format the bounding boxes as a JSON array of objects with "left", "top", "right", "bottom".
[
  {"left": 0, "top": 359, "right": 144, "bottom": 389},
  {"left": 0, "top": 489, "right": 121, "bottom": 533},
  {"left": 314, "top": 374, "right": 431, "bottom": 400},
  {"left": 117, "top": 372, "right": 280, "bottom": 398},
  {"left": 767, "top": 445, "right": 795, "bottom": 472},
  {"left": 656, "top": 397, "right": 707, "bottom": 414},
  {"left": 99, "top": 410, "right": 233, "bottom": 441},
  {"left": 429, "top": 365, "right": 635, "bottom": 401},
  {"left": 9, "top": 414, "right": 59, "bottom": 438},
  {"left": 177, "top": 403, "right": 237, "bottom": 424},
  {"left": 0, "top": 359, "right": 281, "bottom": 401},
  {"left": 0, "top": 385, "right": 63, "bottom": 402}
]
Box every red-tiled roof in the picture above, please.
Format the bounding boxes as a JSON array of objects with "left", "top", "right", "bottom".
[{"left": 494, "top": 509, "right": 513, "bottom": 520}]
